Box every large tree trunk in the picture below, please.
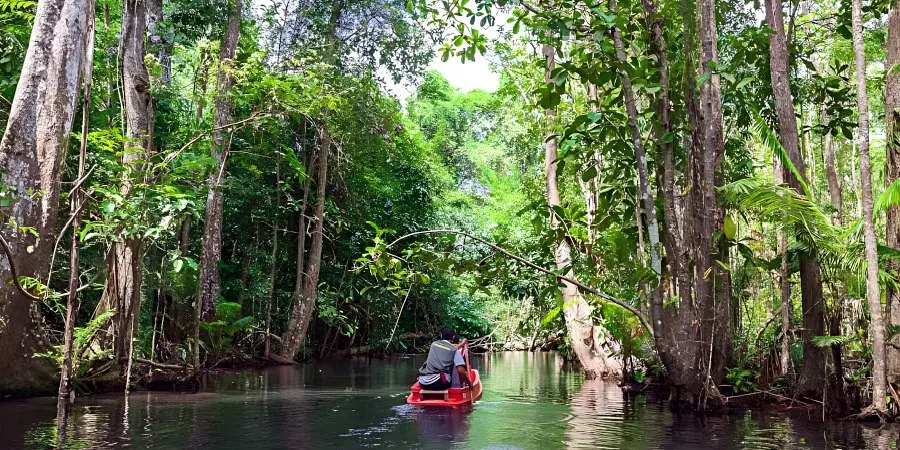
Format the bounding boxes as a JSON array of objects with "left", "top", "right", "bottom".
[
  {"left": 0, "top": 0, "right": 88, "bottom": 396},
  {"left": 197, "top": 0, "right": 242, "bottom": 323},
  {"left": 887, "top": 0, "right": 900, "bottom": 386},
  {"left": 280, "top": 127, "right": 330, "bottom": 360},
  {"left": 96, "top": 0, "right": 154, "bottom": 371},
  {"left": 852, "top": 0, "right": 888, "bottom": 413},
  {"left": 763, "top": 0, "right": 828, "bottom": 398},
  {"left": 638, "top": 0, "right": 727, "bottom": 408},
  {"left": 685, "top": 0, "right": 731, "bottom": 406},
  {"left": 540, "top": 43, "right": 620, "bottom": 379}
]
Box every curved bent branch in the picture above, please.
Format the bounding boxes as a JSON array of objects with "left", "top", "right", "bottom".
[
  {"left": 386, "top": 229, "right": 654, "bottom": 338},
  {"left": 0, "top": 232, "right": 41, "bottom": 301}
]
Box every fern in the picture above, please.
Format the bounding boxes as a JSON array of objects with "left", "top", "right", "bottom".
[
  {"left": 750, "top": 110, "right": 811, "bottom": 198},
  {"left": 811, "top": 335, "right": 854, "bottom": 347}
]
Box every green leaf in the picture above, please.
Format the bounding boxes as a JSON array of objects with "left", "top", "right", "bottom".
[
  {"left": 540, "top": 306, "right": 561, "bottom": 327},
  {"left": 736, "top": 77, "right": 753, "bottom": 90},
  {"left": 724, "top": 215, "right": 737, "bottom": 240}
]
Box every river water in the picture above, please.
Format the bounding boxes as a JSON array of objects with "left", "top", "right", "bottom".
[{"left": 0, "top": 351, "right": 897, "bottom": 449}]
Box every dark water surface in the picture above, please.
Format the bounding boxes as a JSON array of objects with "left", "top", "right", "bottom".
[{"left": 1, "top": 351, "right": 897, "bottom": 449}]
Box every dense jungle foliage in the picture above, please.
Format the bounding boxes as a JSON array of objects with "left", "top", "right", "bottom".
[{"left": 4, "top": 0, "right": 900, "bottom": 419}]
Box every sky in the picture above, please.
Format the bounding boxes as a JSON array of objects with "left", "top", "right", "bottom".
[
  {"left": 385, "top": 52, "right": 501, "bottom": 101},
  {"left": 385, "top": 10, "right": 510, "bottom": 101}
]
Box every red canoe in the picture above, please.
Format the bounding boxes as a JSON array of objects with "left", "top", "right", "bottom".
[
  {"left": 406, "top": 369, "right": 483, "bottom": 406},
  {"left": 407, "top": 342, "right": 483, "bottom": 407}
]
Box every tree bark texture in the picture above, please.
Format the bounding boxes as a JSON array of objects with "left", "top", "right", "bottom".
[
  {"left": 764, "top": 0, "right": 828, "bottom": 398},
  {"left": 685, "top": 0, "right": 731, "bottom": 405},
  {"left": 0, "top": 0, "right": 88, "bottom": 395},
  {"left": 197, "top": 0, "right": 242, "bottom": 322},
  {"left": 885, "top": 0, "right": 900, "bottom": 385},
  {"left": 540, "top": 43, "right": 621, "bottom": 379},
  {"left": 640, "top": 0, "right": 683, "bottom": 304},
  {"left": 97, "top": 0, "right": 154, "bottom": 366},
  {"left": 280, "top": 126, "right": 330, "bottom": 360},
  {"left": 852, "top": 0, "right": 888, "bottom": 411}
]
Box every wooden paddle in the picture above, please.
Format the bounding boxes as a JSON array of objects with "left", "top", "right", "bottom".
[{"left": 462, "top": 339, "right": 474, "bottom": 405}]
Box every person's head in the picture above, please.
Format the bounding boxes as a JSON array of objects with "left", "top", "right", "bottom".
[{"left": 440, "top": 327, "right": 458, "bottom": 343}]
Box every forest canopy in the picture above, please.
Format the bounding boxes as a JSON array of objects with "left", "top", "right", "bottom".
[{"left": 1, "top": 0, "right": 900, "bottom": 418}]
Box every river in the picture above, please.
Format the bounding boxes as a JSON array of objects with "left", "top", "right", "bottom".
[{"left": 0, "top": 351, "right": 896, "bottom": 449}]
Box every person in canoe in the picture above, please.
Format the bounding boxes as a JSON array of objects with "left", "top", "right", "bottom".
[{"left": 417, "top": 327, "right": 471, "bottom": 391}]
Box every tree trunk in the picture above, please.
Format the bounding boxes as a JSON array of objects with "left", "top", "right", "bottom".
[
  {"left": 279, "top": 148, "right": 315, "bottom": 355},
  {"left": 686, "top": 0, "right": 731, "bottom": 406},
  {"left": 97, "top": 0, "right": 155, "bottom": 371},
  {"left": 823, "top": 107, "right": 843, "bottom": 226},
  {"left": 774, "top": 157, "right": 793, "bottom": 376},
  {"left": 179, "top": 217, "right": 191, "bottom": 256},
  {"left": 0, "top": 0, "right": 89, "bottom": 396},
  {"left": 852, "top": 0, "right": 888, "bottom": 412},
  {"left": 197, "top": 0, "right": 242, "bottom": 322},
  {"left": 146, "top": 0, "right": 170, "bottom": 84},
  {"left": 280, "top": 126, "right": 330, "bottom": 360},
  {"left": 763, "top": 0, "right": 828, "bottom": 398},
  {"left": 822, "top": 101, "right": 849, "bottom": 404},
  {"left": 540, "top": 43, "right": 620, "bottom": 379},
  {"left": 640, "top": 0, "right": 683, "bottom": 305},
  {"left": 264, "top": 158, "right": 281, "bottom": 358},
  {"left": 59, "top": 6, "right": 95, "bottom": 409},
  {"left": 885, "top": 0, "right": 900, "bottom": 386}
]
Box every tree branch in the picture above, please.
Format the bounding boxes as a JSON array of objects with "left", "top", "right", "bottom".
[
  {"left": 131, "top": 357, "right": 193, "bottom": 371},
  {"left": 385, "top": 229, "right": 654, "bottom": 338},
  {"left": 0, "top": 232, "right": 41, "bottom": 301},
  {"left": 165, "top": 112, "right": 266, "bottom": 165}
]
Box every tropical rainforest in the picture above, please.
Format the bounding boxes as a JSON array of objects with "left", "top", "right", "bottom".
[{"left": 2, "top": 0, "right": 900, "bottom": 419}]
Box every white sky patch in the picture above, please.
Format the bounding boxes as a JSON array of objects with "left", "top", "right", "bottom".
[
  {"left": 385, "top": 11, "right": 509, "bottom": 101},
  {"left": 383, "top": 52, "right": 501, "bottom": 102},
  {"left": 431, "top": 57, "right": 500, "bottom": 93}
]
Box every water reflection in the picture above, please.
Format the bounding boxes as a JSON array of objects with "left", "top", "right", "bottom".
[
  {"left": 413, "top": 407, "right": 471, "bottom": 447},
  {"left": 4, "top": 352, "right": 900, "bottom": 449}
]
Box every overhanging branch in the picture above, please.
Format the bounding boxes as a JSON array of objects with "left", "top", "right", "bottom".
[{"left": 386, "top": 229, "right": 654, "bottom": 338}]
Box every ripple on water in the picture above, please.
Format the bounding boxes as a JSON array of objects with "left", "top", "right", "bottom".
[{"left": 6, "top": 352, "right": 900, "bottom": 449}]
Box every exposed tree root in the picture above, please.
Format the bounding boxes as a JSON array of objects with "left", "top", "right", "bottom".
[{"left": 854, "top": 405, "right": 891, "bottom": 422}]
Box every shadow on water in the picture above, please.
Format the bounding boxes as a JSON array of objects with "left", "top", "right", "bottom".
[{"left": 4, "top": 351, "right": 900, "bottom": 449}]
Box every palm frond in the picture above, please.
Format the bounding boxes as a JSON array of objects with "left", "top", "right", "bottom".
[
  {"left": 811, "top": 335, "right": 854, "bottom": 348},
  {"left": 720, "top": 177, "right": 900, "bottom": 291},
  {"left": 876, "top": 178, "right": 900, "bottom": 216},
  {"left": 750, "top": 110, "right": 811, "bottom": 198}
]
